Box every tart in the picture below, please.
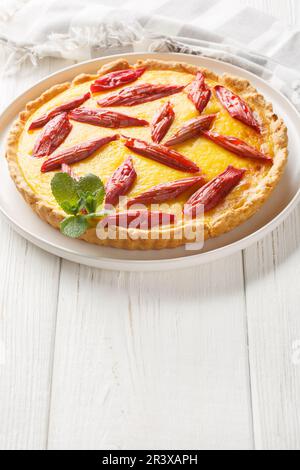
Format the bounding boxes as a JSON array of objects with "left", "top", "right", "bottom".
[{"left": 6, "top": 59, "right": 288, "bottom": 250}]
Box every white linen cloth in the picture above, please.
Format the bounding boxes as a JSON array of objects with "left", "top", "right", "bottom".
[{"left": 1, "top": 0, "right": 300, "bottom": 110}]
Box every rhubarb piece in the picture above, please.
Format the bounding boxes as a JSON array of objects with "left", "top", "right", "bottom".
[
  {"left": 124, "top": 138, "right": 200, "bottom": 173},
  {"left": 69, "top": 107, "right": 148, "bottom": 128},
  {"left": 105, "top": 156, "right": 137, "bottom": 206},
  {"left": 165, "top": 114, "right": 216, "bottom": 146},
  {"left": 214, "top": 85, "right": 261, "bottom": 132},
  {"left": 90, "top": 67, "right": 146, "bottom": 92},
  {"left": 151, "top": 102, "right": 175, "bottom": 143},
  {"left": 202, "top": 131, "right": 272, "bottom": 162},
  {"left": 32, "top": 112, "right": 72, "bottom": 158},
  {"left": 61, "top": 163, "right": 80, "bottom": 181},
  {"left": 188, "top": 72, "right": 211, "bottom": 113},
  {"left": 99, "top": 210, "right": 176, "bottom": 229},
  {"left": 41, "top": 134, "right": 119, "bottom": 173},
  {"left": 127, "top": 176, "right": 203, "bottom": 206},
  {"left": 184, "top": 166, "right": 245, "bottom": 216},
  {"left": 97, "top": 83, "right": 185, "bottom": 107},
  {"left": 29, "top": 92, "right": 91, "bottom": 130}
]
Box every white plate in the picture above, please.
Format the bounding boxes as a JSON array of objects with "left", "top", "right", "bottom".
[{"left": 1, "top": 52, "right": 300, "bottom": 271}]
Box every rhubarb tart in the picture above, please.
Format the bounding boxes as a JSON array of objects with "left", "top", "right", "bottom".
[{"left": 6, "top": 59, "right": 288, "bottom": 249}]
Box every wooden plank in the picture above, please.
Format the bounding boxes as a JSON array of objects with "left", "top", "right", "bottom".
[
  {"left": 48, "top": 256, "right": 253, "bottom": 450},
  {"left": 0, "top": 59, "right": 68, "bottom": 450},
  {"left": 0, "top": 232, "right": 61, "bottom": 450},
  {"left": 244, "top": 212, "right": 300, "bottom": 449}
]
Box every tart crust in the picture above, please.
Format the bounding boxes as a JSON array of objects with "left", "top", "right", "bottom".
[{"left": 6, "top": 59, "right": 288, "bottom": 250}]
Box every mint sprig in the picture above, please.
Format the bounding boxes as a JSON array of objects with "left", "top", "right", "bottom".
[
  {"left": 51, "top": 173, "right": 80, "bottom": 215},
  {"left": 51, "top": 172, "right": 108, "bottom": 238}
]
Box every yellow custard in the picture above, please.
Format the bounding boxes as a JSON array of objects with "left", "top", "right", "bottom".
[{"left": 17, "top": 69, "right": 272, "bottom": 214}]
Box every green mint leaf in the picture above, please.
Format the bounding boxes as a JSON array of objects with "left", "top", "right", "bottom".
[
  {"left": 60, "top": 215, "right": 88, "bottom": 238},
  {"left": 85, "top": 194, "right": 97, "bottom": 213},
  {"left": 94, "top": 187, "right": 105, "bottom": 209},
  {"left": 76, "top": 174, "right": 105, "bottom": 214},
  {"left": 76, "top": 174, "right": 104, "bottom": 198},
  {"left": 60, "top": 201, "right": 80, "bottom": 216},
  {"left": 51, "top": 172, "right": 106, "bottom": 217},
  {"left": 51, "top": 173, "right": 80, "bottom": 214}
]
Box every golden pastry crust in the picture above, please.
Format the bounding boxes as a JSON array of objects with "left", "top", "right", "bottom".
[{"left": 6, "top": 58, "right": 288, "bottom": 250}]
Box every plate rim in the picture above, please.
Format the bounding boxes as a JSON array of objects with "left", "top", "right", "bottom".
[{"left": 1, "top": 51, "right": 300, "bottom": 271}]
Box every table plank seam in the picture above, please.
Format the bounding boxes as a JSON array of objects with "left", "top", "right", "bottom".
[{"left": 45, "top": 256, "right": 63, "bottom": 450}]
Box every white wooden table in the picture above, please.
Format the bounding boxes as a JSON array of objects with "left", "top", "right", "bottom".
[{"left": 0, "top": 0, "right": 300, "bottom": 451}]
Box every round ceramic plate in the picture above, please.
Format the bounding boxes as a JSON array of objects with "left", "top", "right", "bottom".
[{"left": 0, "top": 52, "right": 300, "bottom": 271}]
